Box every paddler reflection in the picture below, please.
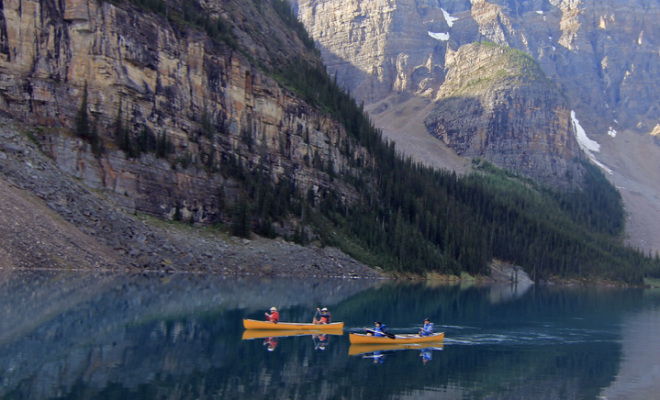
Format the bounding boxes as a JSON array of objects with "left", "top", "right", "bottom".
[
  {"left": 312, "top": 333, "right": 330, "bottom": 350},
  {"left": 263, "top": 337, "right": 278, "bottom": 352},
  {"left": 420, "top": 348, "right": 433, "bottom": 364}
]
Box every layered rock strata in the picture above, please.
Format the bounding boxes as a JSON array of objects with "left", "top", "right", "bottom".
[
  {"left": 425, "top": 43, "right": 584, "bottom": 186},
  {"left": 0, "top": 0, "right": 369, "bottom": 223},
  {"left": 295, "top": 0, "right": 660, "bottom": 136},
  {"left": 294, "top": 0, "right": 660, "bottom": 252}
]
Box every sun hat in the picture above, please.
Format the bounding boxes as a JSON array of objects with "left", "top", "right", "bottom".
[
  {"left": 270, "top": 307, "right": 277, "bottom": 311},
  {"left": 321, "top": 307, "right": 328, "bottom": 311}
]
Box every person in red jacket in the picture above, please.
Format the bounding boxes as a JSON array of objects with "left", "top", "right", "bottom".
[
  {"left": 265, "top": 307, "right": 279, "bottom": 323},
  {"left": 314, "top": 307, "right": 332, "bottom": 324}
]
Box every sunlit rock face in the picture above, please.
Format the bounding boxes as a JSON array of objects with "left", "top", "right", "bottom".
[
  {"left": 293, "top": 0, "right": 660, "bottom": 182},
  {"left": 424, "top": 43, "right": 584, "bottom": 187},
  {"left": 473, "top": 0, "right": 660, "bottom": 135},
  {"left": 0, "top": 0, "right": 370, "bottom": 222},
  {"left": 293, "top": 0, "right": 450, "bottom": 102}
]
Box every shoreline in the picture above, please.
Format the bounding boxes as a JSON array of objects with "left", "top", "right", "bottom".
[{"left": 2, "top": 118, "right": 655, "bottom": 287}]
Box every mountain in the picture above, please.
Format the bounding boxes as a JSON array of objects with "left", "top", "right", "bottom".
[
  {"left": 0, "top": 0, "right": 362, "bottom": 225},
  {"left": 0, "top": 0, "right": 657, "bottom": 281},
  {"left": 292, "top": 0, "right": 660, "bottom": 254},
  {"left": 0, "top": 0, "right": 385, "bottom": 273}
]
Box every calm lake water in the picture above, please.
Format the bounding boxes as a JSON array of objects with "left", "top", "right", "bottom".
[{"left": 1, "top": 271, "right": 659, "bottom": 400}]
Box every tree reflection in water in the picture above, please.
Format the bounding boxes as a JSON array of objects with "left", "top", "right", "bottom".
[{"left": 0, "top": 271, "right": 658, "bottom": 399}]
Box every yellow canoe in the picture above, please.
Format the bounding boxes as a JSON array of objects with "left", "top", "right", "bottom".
[
  {"left": 242, "top": 329, "right": 344, "bottom": 340},
  {"left": 349, "top": 343, "right": 444, "bottom": 356},
  {"left": 349, "top": 332, "right": 444, "bottom": 344},
  {"left": 243, "top": 318, "right": 345, "bottom": 330}
]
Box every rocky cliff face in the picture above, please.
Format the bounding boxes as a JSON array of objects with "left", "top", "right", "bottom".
[
  {"left": 456, "top": 0, "right": 660, "bottom": 135},
  {"left": 294, "top": 0, "right": 587, "bottom": 186},
  {"left": 295, "top": 0, "right": 660, "bottom": 136},
  {"left": 294, "top": 0, "right": 449, "bottom": 102},
  {"left": 425, "top": 43, "right": 583, "bottom": 186},
  {"left": 293, "top": 0, "right": 660, "bottom": 252},
  {"left": 0, "top": 0, "right": 367, "bottom": 224}
]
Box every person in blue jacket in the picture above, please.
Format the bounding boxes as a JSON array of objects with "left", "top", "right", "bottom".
[
  {"left": 366, "top": 321, "right": 387, "bottom": 336},
  {"left": 419, "top": 318, "right": 434, "bottom": 336}
]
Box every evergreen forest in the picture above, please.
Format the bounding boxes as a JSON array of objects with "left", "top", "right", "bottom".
[
  {"left": 102, "top": 0, "right": 659, "bottom": 284},
  {"left": 255, "top": 57, "right": 660, "bottom": 284}
]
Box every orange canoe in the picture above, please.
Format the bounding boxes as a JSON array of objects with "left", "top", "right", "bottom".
[
  {"left": 349, "top": 343, "right": 444, "bottom": 356},
  {"left": 349, "top": 332, "right": 444, "bottom": 344},
  {"left": 243, "top": 318, "right": 344, "bottom": 330}
]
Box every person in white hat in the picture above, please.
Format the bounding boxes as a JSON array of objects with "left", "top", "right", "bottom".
[
  {"left": 314, "top": 307, "right": 332, "bottom": 324},
  {"left": 265, "top": 306, "right": 279, "bottom": 323}
]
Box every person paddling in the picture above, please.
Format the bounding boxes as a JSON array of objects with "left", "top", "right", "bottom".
[
  {"left": 419, "top": 318, "right": 434, "bottom": 336},
  {"left": 366, "top": 321, "right": 387, "bottom": 336},
  {"left": 314, "top": 307, "right": 332, "bottom": 324},
  {"left": 265, "top": 306, "right": 279, "bottom": 323}
]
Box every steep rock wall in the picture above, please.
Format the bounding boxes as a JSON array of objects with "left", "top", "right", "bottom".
[
  {"left": 294, "top": 0, "right": 660, "bottom": 166},
  {"left": 425, "top": 43, "right": 584, "bottom": 186},
  {"left": 0, "top": 0, "right": 368, "bottom": 222},
  {"left": 296, "top": 0, "right": 660, "bottom": 136},
  {"left": 294, "top": 0, "right": 660, "bottom": 253},
  {"left": 294, "top": 0, "right": 449, "bottom": 102},
  {"left": 294, "top": 0, "right": 585, "bottom": 187}
]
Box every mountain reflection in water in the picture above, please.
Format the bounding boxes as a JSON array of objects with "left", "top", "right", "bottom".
[
  {"left": 0, "top": 271, "right": 658, "bottom": 399},
  {"left": 598, "top": 298, "right": 660, "bottom": 399}
]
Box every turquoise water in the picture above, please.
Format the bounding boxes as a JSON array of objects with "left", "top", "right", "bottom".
[{"left": 0, "top": 272, "right": 658, "bottom": 399}]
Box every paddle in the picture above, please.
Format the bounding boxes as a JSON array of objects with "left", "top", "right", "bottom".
[
  {"left": 365, "top": 328, "right": 396, "bottom": 340},
  {"left": 313, "top": 309, "right": 320, "bottom": 323}
]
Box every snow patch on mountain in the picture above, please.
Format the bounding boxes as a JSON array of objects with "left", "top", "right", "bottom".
[
  {"left": 428, "top": 9, "right": 457, "bottom": 41},
  {"left": 572, "top": 111, "right": 600, "bottom": 152},
  {"left": 608, "top": 127, "right": 617, "bottom": 137},
  {"left": 429, "top": 31, "right": 450, "bottom": 41},
  {"left": 651, "top": 124, "right": 660, "bottom": 136},
  {"left": 441, "top": 8, "right": 459, "bottom": 27},
  {"left": 571, "top": 111, "right": 613, "bottom": 174}
]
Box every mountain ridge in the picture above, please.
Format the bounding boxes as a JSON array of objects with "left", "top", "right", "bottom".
[
  {"left": 0, "top": 0, "right": 657, "bottom": 281},
  {"left": 292, "top": 0, "right": 660, "bottom": 254}
]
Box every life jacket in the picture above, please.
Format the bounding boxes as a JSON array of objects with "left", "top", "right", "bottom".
[
  {"left": 421, "top": 322, "right": 434, "bottom": 335},
  {"left": 268, "top": 311, "right": 279, "bottom": 323},
  {"left": 319, "top": 312, "right": 331, "bottom": 323}
]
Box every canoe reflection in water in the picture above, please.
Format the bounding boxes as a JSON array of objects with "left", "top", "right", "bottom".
[
  {"left": 350, "top": 343, "right": 444, "bottom": 364},
  {"left": 242, "top": 329, "right": 343, "bottom": 352},
  {"left": 242, "top": 329, "right": 343, "bottom": 340}
]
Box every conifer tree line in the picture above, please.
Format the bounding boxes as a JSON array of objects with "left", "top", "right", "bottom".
[
  {"left": 85, "top": 0, "right": 659, "bottom": 283},
  {"left": 273, "top": 57, "right": 658, "bottom": 283}
]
